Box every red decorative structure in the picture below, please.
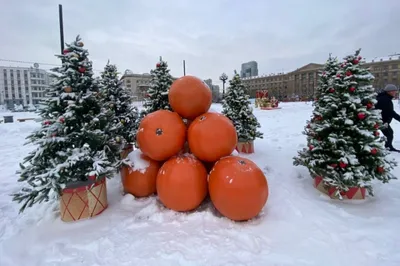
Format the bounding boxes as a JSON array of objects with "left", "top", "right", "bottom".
[
  {"left": 314, "top": 176, "right": 366, "bottom": 200},
  {"left": 235, "top": 141, "right": 254, "bottom": 154},
  {"left": 60, "top": 177, "right": 108, "bottom": 222},
  {"left": 255, "top": 89, "right": 280, "bottom": 110}
]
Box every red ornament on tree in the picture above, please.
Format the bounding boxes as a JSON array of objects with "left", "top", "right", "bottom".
[
  {"left": 59, "top": 117, "right": 65, "bottom": 123},
  {"left": 78, "top": 67, "right": 86, "bottom": 73},
  {"left": 156, "top": 63, "right": 161, "bottom": 68},
  {"left": 63, "top": 49, "right": 69, "bottom": 54},
  {"left": 353, "top": 59, "right": 359, "bottom": 64},
  {"left": 366, "top": 103, "right": 373, "bottom": 109},
  {"left": 370, "top": 148, "right": 378, "bottom": 155},
  {"left": 328, "top": 88, "right": 335, "bottom": 93},
  {"left": 307, "top": 124, "right": 311, "bottom": 128},
  {"left": 346, "top": 71, "right": 352, "bottom": 76},
  {"left": 374, "top": 131, "right": 380, "bottom": 136},
  {"left": 336, "top": 73, "right": 341, "bottom": 78},
  {"left": 309, "top": 145, "right": 314, "bottom": 151},
  {"left": 339, "top": 161, "right": 347, "bottom": 168},
  {"left": 330, "top": 163, "right": 338, "bottom": 168},
  {"left": 377, "top": 166, "right": 384, "bottom": 174},
  {"left": 374, "top": 123, "right": 380, "bottom": 129},
  {"left": 349, "top": 87, "right": 356, "bottom": 92},
  {"left": 44, "top": 120, "right": 51, "bottom": 125},
  {"left": 358, "top": 56, "right": 362, "bottom": 60},
  {"left": 341, "top": 63, "right": 346, "bottom": 68},
  {"left": 357, "top": 113, "right": 366, "bottom": 120}
]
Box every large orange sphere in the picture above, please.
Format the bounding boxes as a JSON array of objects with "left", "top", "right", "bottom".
[
  {"left": 208, "top": 156, "right": 269, "bottom": 221},
  {"left": 121, "top": 151, "right": 161, "bottom": 197},
  {"left": 157, "top": 154, "right": 208, "bottom": 212},
  {"left": 168, "top": 76, "right": 212, "bottom": 120},
  {"left": 188, "top": 112, "right": 238, "bottom": 162},
  {"left": 137, "top": 110, "right": 186, "bottom": 161}
]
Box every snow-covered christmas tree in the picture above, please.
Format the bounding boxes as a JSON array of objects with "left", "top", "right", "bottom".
[
  {"left": 99, "top": 61, "right": 139, "bottom": 161},
  {"left": 12, "top": 35, "right": 115, "bottom": 212},
  {"left": 294, "top": 49, "right": 396, "bottom": 196},
  {"left": 141, "top": 57, "right": 173, "bottom": 117},
  {"left": 222, "top": 71, "right": 263, "bottom": 142}
]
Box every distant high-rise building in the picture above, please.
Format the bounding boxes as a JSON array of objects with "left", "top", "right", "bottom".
[
  {"left": 0, "top": 64, "right": 51, "bottom": 109},
  {"left": 240, "top": 61, "right": 258, "bottom": 78}
]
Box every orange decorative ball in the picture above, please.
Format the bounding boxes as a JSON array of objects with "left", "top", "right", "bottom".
[
  {"left": 168, "top": 76, "right": 212, "bottom": 120},
  {"left": 157, "top": 154, "right": 208, "bottom": 212},
  {"left": 137, "top": 110, "right": 186, "bottom": 161},
  {"left": 121, "top": 151, "right": 161, "bottom": 197},
  {"left": 209, "top": 156, "right": 269, "bottom": 221},
  {"left": 188, "top": 112, "right": 238, "bottom": 162}
]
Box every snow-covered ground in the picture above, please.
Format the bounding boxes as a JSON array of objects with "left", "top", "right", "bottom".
[{"left": 1, "top": 102, "right": 400, "bottom": 266}]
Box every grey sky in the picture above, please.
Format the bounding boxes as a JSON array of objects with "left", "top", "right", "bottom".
[{"left": 0, "top": 0, "right": 399, "bottom": 87}]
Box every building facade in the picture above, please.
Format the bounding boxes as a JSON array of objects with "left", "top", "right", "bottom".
[
  {"left": 204, "top": 78, "right": 221, "bottom": 102},
  {"left": 240, "top": 61, "right": 258, "bottom": 78},
  {"left": 242, "top": 56, "right": 400, "bottom": 100},
  {"left": 0, "top": 65, "right": 50, "bottom": 109}
]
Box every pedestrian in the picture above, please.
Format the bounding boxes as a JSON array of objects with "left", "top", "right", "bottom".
[{"left": 375, "top": 84, "right": 400, "bottom": 152}]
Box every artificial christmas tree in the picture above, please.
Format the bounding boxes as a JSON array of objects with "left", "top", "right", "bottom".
[
  {"left": 141, "top": 57, "right": 173, "bottom": 117},
  {"left": 222, "top": 71, "right": 263, "bottom": 153},
  {"left": 99, "top": 61, "right": 139, "bottom": 161},
  {"left": 12, "top": 35, "right": 113, "bottom": 217},
  {"left": 294, "top": 50, "right": 396, "bottom": 198}
]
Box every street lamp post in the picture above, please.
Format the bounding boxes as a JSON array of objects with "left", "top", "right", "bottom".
[{"left": 219, "top": 73, "right": 228, "bottom": 99}]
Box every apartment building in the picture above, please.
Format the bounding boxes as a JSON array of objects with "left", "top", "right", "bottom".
[
  {"left": 240, "top": 61, "right": 258, "bottom": 78},
  {"left": 120, "top": 69, "right": 178, "bottom": 101},
  {"left": 0, "top": 64, "right": 50, "bottom": 108},
  {"left": 242, "top": 56, "right": 400, "bottom": 100}
]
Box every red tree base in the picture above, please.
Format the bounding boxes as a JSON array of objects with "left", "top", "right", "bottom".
[
  {"left": 235, "top": 141, "right": 254, "bottom": 154},
  {"left": 314, "top": 176, "right": 366, "bottom": 200}
]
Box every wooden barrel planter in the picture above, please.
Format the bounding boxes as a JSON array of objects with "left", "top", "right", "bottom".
[
  {"left": 235, "top": 140, "right": 254, "bottom": 154},
  {"left": 60, "top": 176, "right": 108, "bottom": 222}
]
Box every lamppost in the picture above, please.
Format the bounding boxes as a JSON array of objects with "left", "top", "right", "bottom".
[{"left": 219, "top": 73, "right": 228, "bottom": 98}]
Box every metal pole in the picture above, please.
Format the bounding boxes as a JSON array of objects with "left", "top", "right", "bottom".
[
  {"left": 59, "top": 4, "right": 65, "bottom": 53},
  {"left": 183, "top": 60, "right": 186, "bottom": 76}
]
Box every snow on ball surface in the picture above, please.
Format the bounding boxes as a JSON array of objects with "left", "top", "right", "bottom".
[
  {"left": 168, "top": 75, "right": 212, "bottom": 120},
  {"left": 208, "top": 156, "right": 269, "bottom": 221},
  {"left": 156, "top": 154, "right": 208, "bottom": 212},
  {"left": 122, "top": 150, "right": 161, "bottom": 197},
  {"left": 188, "top": 112, "right": 238, "bottom": 162},
  {"left": 136, "top": 110, "right": 186, "bottom": 161}
]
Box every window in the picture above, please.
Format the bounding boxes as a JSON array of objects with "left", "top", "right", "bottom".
[{"left": 392, "top": 64, "right": 398, "bottom": 69}]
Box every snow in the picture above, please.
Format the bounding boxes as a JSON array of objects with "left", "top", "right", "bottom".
[
  {"left": 127, "top": 149, "right": 150, "bottom": 174},
  {"left": 1, "top": 103, "right": 400, "bottom": 265}
]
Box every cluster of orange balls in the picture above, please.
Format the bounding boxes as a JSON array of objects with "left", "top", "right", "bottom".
[{"left": 121, "top": 75, "right": 269, "bottom": 221}]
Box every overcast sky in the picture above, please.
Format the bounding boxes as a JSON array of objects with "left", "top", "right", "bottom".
[{"left": 0, "top": 0, "right": 399, "bottom": 87}]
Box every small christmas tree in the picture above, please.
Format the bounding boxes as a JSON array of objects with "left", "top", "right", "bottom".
[
  {"left": 141, "top": 57, "right": 173, "bottom": 117},
  {"left": 12, "top": 35, "right": 114, "bottom": 212},
  {"left": 99, "top": 61, "right": 139, "bottom": 161},
  {"left": 222, "top": 71, "right": 263, "bottom": 142},
  {"left": 294, "top": 50, "right": 396, "bottom": 197}
]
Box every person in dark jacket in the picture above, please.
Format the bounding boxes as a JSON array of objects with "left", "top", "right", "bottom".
[{"left": 375, "top": 84, "right": 400, "bottom": 152}]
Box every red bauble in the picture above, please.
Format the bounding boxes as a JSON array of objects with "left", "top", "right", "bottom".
[
  {"left": 357, "top": 113, "right": 366, "bottom": 120},
  {"left": 59, "top": 117, "right": 65, "bottom": 123},
  {"left": 78, "top": 67, "right": 86, "bottom": 73},
  {"left": 371, "top": 148, "right": 378, "bottom": 155},
  {"left": 349, "top": 87, "right": 356, "bottom": 92},
  {"left": 374, "top": 123, "right": 380, "bottom": 129},
  {"left": 346, "top": 71, "right": 352, "bottom": 76},
  {"left": 330, "top": 163, "right": 338, "bottom": 168},
  {"left": 63, "top": 49, "right": 69, "bottom": 54},
  {"left": 341, "top": 63, "right": 346, "bottom": 68},
  {"left": 44, "top": 120, "right": 51, "bottom": 125},
  {"left": 353, "top": 59, "right": 359, "bottom": 64},
  {"left": 328, "top": 88, "right": 335, "bottom": 93},
  {"left": 339, "top": 161, "right": 347, "bottom": 168},
  {"left": 156, "top": 63, "right": 161, "bottom": 68},
  {"left": 377, "top": 166, "right": 384, "bottom": 173},
  {"left": 309, "top": 145, "right": 314, "bottom": 151},
  {"left": 366, "top": 103, "right": 373, "bottom": 109},
  {"left": 322, "top": 71, "right": 326, "bottom": 76},
  {"left": 358, "top": 56, "right": 362, "bottom": 60},
  {"left": 374, "top": 131, "right": 380, "bottom": 136},
  {"left": 336, "top": 73, "right": 341, "bottom": 78},
  {"left": 307, "top": 124, "right": 311, "bottom": 128}
]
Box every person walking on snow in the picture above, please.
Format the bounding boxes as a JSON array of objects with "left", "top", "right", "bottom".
[{"left": 375, "top": 84, "right": 400, "bottom": 152}]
